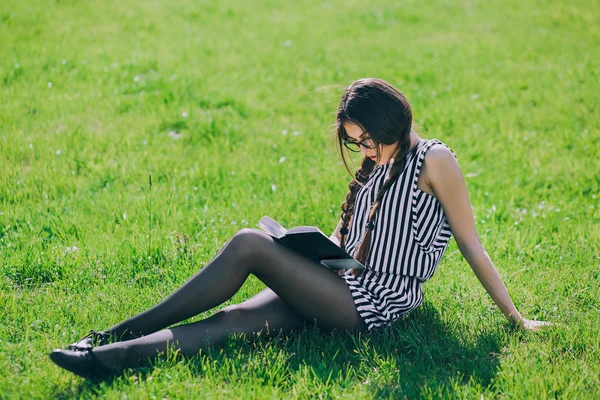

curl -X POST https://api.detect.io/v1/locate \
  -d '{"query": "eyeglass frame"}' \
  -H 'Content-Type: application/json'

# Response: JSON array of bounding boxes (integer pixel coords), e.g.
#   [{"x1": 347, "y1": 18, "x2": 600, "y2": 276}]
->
[{"x1": 342, "y1": 137, "x2": 378, "y2": 153}]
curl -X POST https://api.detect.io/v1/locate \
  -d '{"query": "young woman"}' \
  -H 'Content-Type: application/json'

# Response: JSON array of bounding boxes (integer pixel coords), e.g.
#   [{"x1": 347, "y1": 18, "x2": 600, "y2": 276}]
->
[{"x1": 50, "y1": 78, "x2": 549, "y2": 378}]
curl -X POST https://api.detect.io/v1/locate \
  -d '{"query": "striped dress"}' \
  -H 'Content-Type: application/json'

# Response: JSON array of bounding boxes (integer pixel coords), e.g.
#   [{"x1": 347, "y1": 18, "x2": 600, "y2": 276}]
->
[{"x1": 341, "y1": 139, "x2": 454, "y2": 332}]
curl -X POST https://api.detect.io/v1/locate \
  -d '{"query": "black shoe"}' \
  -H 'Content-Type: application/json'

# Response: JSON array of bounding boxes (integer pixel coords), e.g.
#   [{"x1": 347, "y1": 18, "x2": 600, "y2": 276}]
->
[
  {"x1": 67, "y1": 330, "x2": 112, "y2": 352},
  {"x1": 49, "y1": 349, "x2": 117, "y2": 379}
]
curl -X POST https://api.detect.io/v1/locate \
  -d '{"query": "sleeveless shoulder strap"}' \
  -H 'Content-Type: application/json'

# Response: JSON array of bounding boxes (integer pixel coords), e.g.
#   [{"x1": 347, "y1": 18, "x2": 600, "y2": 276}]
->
[{"x1": 411, "y1": 139, "x2": 456, "y2": 192}]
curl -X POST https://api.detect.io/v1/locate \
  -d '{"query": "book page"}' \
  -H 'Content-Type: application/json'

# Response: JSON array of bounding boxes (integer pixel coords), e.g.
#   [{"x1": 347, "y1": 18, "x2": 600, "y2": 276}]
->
[
  {"x1": 286, "y1": 226, "x2": 323, "y2": 235},
  {"x1": 258, "y1": 216, "x2": 287, "y2": 238}
]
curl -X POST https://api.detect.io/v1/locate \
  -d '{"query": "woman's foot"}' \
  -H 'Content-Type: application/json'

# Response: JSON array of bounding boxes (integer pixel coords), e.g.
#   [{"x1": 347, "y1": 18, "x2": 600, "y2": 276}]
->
[
  {"x1": 49, "y1": 349, "x2": 119, "y2": 379},
  {"x1": 67, "y1": 330, "x2": 112, "y2": 352}
]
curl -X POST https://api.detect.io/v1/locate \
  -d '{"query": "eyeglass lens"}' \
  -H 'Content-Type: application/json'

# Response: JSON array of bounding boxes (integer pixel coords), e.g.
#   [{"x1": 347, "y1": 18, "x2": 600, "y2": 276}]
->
[{"x1": 344, "y1": 138, "x2": 375, "y2": 152}]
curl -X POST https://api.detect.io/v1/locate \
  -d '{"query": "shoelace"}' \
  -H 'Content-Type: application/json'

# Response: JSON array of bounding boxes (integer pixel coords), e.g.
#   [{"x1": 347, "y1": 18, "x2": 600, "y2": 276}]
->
[{"x1": 78, "y1": 330, "x2": 110, "y2": 345}]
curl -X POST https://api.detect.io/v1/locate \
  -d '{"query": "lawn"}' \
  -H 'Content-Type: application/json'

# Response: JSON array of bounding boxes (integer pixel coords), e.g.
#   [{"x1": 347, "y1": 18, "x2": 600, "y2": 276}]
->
[{"x1": 1, "y1": 0, "x2": 598, "y2": 398}]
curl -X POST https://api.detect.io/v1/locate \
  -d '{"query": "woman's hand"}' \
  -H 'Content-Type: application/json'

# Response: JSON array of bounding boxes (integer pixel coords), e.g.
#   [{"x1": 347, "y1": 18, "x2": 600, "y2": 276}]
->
[
  {"x1": 336, "y1": 269, "x2": 357, "y2": 277},
  {"x1": 517, "y1": 317, "x2": 551, "y2": 332}
]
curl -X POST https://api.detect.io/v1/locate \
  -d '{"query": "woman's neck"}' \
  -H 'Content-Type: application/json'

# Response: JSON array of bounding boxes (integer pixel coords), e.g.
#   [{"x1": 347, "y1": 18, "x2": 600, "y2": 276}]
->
[
  {"x1": 389, "y1": 131, "x2": 421, "y2": 162},
  {"x1": 409, "y1": 130, "x2": 421, "y2": 149}
]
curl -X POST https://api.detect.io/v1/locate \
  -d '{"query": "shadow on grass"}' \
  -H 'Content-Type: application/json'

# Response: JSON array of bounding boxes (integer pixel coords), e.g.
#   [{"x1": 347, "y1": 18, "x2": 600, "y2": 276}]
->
[
  {"x1": 51, "y1": 301, "x2": 504, "y2": 398},
  {"x1": 362, "y1": 302, "x2": 504, "y2": 397}
]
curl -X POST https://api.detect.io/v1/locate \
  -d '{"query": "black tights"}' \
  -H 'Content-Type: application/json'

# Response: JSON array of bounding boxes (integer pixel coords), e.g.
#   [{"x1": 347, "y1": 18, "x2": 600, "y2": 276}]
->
[{"x1": 92, "y1": 229, "x2": 366, "y2": 369}]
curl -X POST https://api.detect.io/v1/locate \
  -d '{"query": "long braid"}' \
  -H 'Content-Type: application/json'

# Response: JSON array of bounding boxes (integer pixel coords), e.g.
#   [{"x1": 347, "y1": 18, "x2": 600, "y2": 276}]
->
[
  {"x1": 339, "y1": 156, "x2": 376, "y2": 250},
  {"x1": 353, "y1": 135, "x2": 414, "y2": 272}
]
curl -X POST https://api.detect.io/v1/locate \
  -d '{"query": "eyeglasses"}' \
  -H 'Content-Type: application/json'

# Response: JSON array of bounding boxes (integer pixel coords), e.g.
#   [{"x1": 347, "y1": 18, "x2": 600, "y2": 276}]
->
[{"x1": 343, "y1": 138, "x2": 377, "y2": 153}]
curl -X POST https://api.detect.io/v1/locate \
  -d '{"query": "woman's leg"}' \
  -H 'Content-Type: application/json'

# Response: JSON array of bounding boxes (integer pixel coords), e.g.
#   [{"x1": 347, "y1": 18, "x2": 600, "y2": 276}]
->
[
  {"x1": 93, "y1": 288, "x2": 306, "y2": 369},
  {"x1": 103, "y1": 236, "x2": 240, "y2": 340},
  {"x1": 104, "y1": 228, "x2": 366, "y2": 340}
]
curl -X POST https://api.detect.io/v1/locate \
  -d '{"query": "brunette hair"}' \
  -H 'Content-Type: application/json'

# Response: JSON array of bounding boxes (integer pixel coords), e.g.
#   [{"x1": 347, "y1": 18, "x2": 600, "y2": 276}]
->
[{"x1": 336, "y1": 78, "x2": 414, "y2": 269}]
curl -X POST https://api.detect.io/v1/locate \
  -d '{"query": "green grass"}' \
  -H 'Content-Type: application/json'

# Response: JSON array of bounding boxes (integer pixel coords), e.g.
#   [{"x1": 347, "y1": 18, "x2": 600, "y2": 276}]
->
[{"x1": 1, "y1": 0, "x2": 599, "y2": 398}]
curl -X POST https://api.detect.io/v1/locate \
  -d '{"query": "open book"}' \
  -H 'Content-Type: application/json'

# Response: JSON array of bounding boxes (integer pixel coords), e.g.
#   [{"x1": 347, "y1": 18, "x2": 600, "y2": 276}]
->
[{"x1": 257, "y1": 216, "x2": 366, "y2": 271}]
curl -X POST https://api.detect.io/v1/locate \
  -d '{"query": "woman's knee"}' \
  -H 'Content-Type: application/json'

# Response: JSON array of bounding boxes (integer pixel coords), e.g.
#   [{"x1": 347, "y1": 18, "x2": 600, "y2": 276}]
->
[
  {"x1": 216, "y1": 304, "x2": 265, "y2": 334},
  {"x1": 226, "y1": 228, "x2": 271, "y2": 262}
]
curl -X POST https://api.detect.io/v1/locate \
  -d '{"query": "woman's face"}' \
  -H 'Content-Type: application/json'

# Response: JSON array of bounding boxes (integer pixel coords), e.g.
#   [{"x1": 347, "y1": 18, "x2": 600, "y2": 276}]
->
[{"x1": 343, "y1": 122, "x2": 398, "y2": 165}]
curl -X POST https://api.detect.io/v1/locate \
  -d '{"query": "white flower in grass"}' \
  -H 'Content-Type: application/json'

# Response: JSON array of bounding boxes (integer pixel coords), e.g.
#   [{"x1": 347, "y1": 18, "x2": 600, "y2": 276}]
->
[
  {"x1": 48, "y1": 82, "x2": 53, "y2": 88},
  {"x1": 134, "y1": 76, "x2": 140, "y2": 82},
  {"x1": 168, "y1": 130, "x2": 182, "y2": 140},
  {"x1": 62, "y1": 59, "x2": 67, "y2": 65},
  {"x1": 55, "y1": 150, "x2": 61, "y2": 155},
  {"x1": 285, "y1": 40, "x2": 292, "y2": 46},
  {"x1": 279, "y1": 156, "x2": 286, "y2": 163},
  {"x1": 271, "y1": 184, "x2": 276, "y2": 192},
  {"x1": 182, "y1": 111, "x2": 188, "y2": 118}
]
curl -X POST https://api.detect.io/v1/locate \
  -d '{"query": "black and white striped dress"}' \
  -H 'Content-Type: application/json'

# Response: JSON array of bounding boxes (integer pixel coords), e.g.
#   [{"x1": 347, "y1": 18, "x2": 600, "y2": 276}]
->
[{"x1": 341, "y1": 139, "x2": 454, "y2": 332}]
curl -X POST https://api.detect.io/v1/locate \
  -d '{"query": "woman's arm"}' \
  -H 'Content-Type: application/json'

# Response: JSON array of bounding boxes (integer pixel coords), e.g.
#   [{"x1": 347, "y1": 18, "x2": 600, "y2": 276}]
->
[{"x1": 423, "y1": 144, "x2": 550, "y2": 331}]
